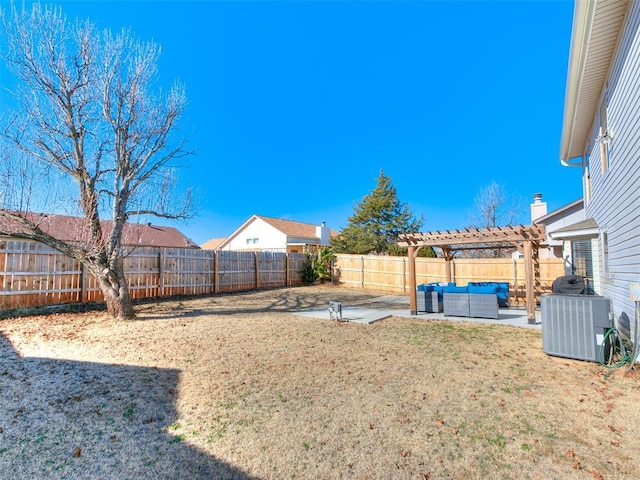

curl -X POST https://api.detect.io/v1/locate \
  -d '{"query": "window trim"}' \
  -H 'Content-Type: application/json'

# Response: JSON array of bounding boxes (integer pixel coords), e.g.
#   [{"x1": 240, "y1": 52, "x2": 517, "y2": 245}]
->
[
  {"x1": 598, "y1": 99, "x2": 610, "y2": 174},
  {"x1": 601, "y1": 230, "x2": 610, "y2": 277},
  {"x1": 584, "y1": 153, "x2": 591, "y2": 204}
]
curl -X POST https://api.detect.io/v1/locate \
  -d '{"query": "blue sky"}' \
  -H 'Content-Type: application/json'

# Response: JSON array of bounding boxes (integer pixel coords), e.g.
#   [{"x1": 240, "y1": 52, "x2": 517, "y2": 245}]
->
[{"x1": 1, "y1": 0, "x2": 582, "y2": 244}]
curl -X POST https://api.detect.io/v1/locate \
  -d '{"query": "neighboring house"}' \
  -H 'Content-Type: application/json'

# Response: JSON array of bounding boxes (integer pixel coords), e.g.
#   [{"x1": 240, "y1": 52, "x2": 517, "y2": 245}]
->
[
  {"x1": 559, "y1": 0, "x2": 640, "y2": 332},
  {"x1": 511, "y1": 194, "x2": 583, "y2": 261},
  {"x1": 532, "y1": 195, "x2": 586, "y2": 262},
  {"x1": 214, "y1": 215, "x2": 334, "y2": 253},
  {"x1": 0, "y1": 211, "x2": 199, "y2": 248}
]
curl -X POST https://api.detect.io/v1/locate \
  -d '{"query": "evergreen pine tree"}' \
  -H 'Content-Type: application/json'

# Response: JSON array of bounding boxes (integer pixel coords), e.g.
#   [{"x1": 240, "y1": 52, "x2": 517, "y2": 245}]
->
[{"x1": 332, "y1": 170, "x2": 424, "y2": 256}]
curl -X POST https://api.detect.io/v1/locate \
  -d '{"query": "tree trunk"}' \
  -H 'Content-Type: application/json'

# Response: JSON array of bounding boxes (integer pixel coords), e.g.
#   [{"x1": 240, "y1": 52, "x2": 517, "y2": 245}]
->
[
  {"x1": 93, "y1": 260, "x2": 136, "y2": 320},
  {"x1": 102, "y1": 283, "x2": 135, "y2": 320}
]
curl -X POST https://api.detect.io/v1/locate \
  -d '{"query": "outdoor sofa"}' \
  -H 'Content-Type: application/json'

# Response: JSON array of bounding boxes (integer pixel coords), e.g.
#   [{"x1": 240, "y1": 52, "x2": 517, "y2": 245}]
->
[
  {"x1": 442, "y1": 284, "x2": 500, "y2": 319},
  {"x1": 417, "y1": 282, "x2": 507, "y2": 318},
  {"x1": 468, "y1": 281, "x2": 510, "y2": 307}
]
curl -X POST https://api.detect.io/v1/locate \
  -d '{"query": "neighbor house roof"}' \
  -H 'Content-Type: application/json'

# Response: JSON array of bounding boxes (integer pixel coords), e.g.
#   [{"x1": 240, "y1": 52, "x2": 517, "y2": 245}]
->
[
  {"x1": 560, "y1": 0, "x2": 630, "y2": 161},
  {"x1": 257, "y1": 216, "x2": 322, "y2": 239},
  {"x1": 200, "y1": 237, "x2": 226, "y2": 250},
  {"x1": 0, "y1": 211, "x2": 199, "y2": 248},
  {"x1": 533, "y1": 199, "x2": 583, "y2": 225}
]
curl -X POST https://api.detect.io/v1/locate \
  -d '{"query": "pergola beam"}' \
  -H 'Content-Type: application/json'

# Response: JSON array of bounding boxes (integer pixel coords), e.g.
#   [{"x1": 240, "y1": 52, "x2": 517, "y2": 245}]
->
[
  {"x1": 434, "y1": 244, "x2": 518, "y2": 251},
  {"x1": 398, "y1": 224, "x2": 546, "y2": 247}
]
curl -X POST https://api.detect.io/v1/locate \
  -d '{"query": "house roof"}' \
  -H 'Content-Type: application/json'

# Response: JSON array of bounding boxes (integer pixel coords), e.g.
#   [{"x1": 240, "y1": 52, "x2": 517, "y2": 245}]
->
[
  {"x1": 257, "y1": 216, "x2": 321, "y2": 239},
  {"x1": 534, "y1": 198, "x2": 583, "y2": 224},
  {"x1": 0, "y1": 211, "x2": 199, "y2": 248},
  {"x1": 560, "y1": 0, "x2": 630, "y2": 161},
  {"x1": 548, "y1": 218, "x2": 600, "y2": 240},
  {"x1": 200, "y1": 237, "x2": 226, "y2": 250}
]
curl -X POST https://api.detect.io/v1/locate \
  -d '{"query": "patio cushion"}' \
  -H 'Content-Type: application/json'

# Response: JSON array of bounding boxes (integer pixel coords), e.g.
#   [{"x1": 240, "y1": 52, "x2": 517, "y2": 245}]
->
[
  {"x1": 443, "y1": 285, "x2": 468, "y2": 294},
  {"x1": 468, "y1": 285, "x2": 498, "y2": 295}
]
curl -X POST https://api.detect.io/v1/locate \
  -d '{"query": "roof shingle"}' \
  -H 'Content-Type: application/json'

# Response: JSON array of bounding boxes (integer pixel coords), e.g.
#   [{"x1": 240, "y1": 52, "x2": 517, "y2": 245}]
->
[{"x1": 0, "y1": 211, "x2": 199, "y2": 248}]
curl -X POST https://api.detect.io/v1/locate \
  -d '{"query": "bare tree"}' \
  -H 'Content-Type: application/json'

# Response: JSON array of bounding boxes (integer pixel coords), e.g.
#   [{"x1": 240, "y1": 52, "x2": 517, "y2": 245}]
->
[
  {"x1": 466, "y1": 181, "x2": 522, "y2": 258},
  {"x1": 0, "y1": 2, "x2": 193, "y2": 319}
]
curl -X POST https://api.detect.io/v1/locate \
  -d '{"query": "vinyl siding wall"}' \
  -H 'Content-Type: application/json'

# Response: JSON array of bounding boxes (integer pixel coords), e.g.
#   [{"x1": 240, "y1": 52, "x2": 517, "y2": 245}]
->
[{"x1": 584, "y1": 0, "x2": 640, "y2": 328}]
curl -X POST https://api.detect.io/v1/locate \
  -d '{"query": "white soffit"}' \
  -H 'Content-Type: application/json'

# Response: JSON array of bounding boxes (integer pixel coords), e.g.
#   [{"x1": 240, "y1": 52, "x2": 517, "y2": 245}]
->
[{"x1": 560, "y1": 0, "x2": 629, "y2": 161}]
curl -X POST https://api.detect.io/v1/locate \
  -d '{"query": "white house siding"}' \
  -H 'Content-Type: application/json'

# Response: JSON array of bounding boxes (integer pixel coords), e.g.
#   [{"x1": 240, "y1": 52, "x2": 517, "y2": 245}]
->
[
  {"x1": 584, "y1": 0, "x2": 640, "y2": 333},
  {"x1": 223, "y1": 218, "x2": 288, "y2": 252}
]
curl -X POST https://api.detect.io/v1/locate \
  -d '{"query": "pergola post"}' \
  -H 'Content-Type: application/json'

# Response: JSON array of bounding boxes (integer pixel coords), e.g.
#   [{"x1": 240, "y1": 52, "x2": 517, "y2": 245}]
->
[
  {"x1": 523, "y1": 240, "x2": 536, "y2": 324},
  {"x1": 442, "y1": 247, "x2": 453, "y2": 283},
  {"x1": 408, "y1": 245, "x2": 418, "y2": 314}
]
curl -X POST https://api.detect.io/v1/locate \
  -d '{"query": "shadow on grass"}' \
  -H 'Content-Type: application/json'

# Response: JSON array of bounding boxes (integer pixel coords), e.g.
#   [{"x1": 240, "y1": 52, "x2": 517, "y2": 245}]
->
[
  {"x1": 137, "y1": 286, "x2": 389, "y2": 321},
  {"x1": 1, "y1": 286, "x2": 389, "y2": 323},
  {"x1": 0, "y1": 334, "x2": 257, "y2": 480}
]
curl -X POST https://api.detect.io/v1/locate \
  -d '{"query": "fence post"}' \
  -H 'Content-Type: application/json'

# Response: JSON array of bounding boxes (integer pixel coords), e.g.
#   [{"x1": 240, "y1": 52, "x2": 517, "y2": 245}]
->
[
  {"x1": 212, "y1": 251, "x2": 217, "y2": 294},
  {"x1": 330, "y1": 256, "x2": 334, "y2": 283},
  {"x1": 214, "y1": 251, "x2": 220, "y2": 293},
  {"x1": 451, "y1": 259, "x2": 456, "y2": 284},
  {"x1": 158, "y1": 250, "x2": 164, "y2": 297},
  {"x1": 285, "y1": 253, "x2": 290, "y2": 286},
  {"x1": 255, "y1": 251, "x2": 260, "y2": 289},
  {"x1": 360, "y1": 256, "x2": 365, "y2": 288},
  {"x1": 80, "y1": 262, "x2": 88, "y2": 303},
  {"x1": 513, "y1": 258, "x2": 518, "y2": 304},
  {"x1": 402, "y1": 257, "x2": 407, "y2": 292}
]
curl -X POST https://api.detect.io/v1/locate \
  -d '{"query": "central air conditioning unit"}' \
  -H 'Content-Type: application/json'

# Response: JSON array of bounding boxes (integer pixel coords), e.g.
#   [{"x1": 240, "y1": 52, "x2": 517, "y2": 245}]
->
[{"x1": 541, "y1": 294, "x2": 612, "y2": 362}]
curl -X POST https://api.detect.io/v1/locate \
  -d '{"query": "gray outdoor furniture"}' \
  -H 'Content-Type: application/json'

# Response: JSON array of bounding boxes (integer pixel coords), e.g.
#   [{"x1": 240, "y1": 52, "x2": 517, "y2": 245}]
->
[
  {"x1": 443, "y1": 291, "x2": 499, "y2": 319},
  {"x1": 417, "y1": 290, "x2": 442, "y2": 313},
  {"x1": 469, "y1": 293, "x2": 499, "y2": 319},
  {"x1": 443, "y1": 292, "x2": 470, "y2": 317}
]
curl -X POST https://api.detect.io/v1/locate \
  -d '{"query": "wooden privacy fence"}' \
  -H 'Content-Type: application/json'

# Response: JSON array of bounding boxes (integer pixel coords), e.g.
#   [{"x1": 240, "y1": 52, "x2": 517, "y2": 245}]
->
[
  {"x1": 0, "y1": 238, "x2": 308, "y2": 310},
  {"x1": 333, "y1": 254, "x2": 565, "y2": 304}
]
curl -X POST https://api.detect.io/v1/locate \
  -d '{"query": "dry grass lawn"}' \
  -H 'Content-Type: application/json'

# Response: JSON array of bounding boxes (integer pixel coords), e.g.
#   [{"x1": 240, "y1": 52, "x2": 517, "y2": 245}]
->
[{"x1": 1, "y1": 285, "x2": 639, "y2": 480}]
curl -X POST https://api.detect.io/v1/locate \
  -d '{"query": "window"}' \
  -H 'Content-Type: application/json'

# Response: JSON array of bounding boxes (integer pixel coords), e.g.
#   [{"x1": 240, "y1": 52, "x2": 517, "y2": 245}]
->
[
  {"x1": 571, "y1": 239, "x2": 593, "y2": 292},
  {"x1": 245, "y1": 238, "x2": 252, "y2": 245},
  {"x1": 252, "y1": 238, "x2": 259, "y2": 244}
]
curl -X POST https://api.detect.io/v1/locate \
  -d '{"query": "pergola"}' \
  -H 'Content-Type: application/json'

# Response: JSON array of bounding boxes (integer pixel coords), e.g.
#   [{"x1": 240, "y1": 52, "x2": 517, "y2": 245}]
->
[{"x1": 398, "y1": 224, "x2": 546, "y2": 323}]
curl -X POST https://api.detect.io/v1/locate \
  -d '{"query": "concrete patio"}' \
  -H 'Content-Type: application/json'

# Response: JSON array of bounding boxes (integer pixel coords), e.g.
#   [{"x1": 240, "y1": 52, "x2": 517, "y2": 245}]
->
[{"x1": 296, "y1": 295, "x2": 541, "y2": 328}]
